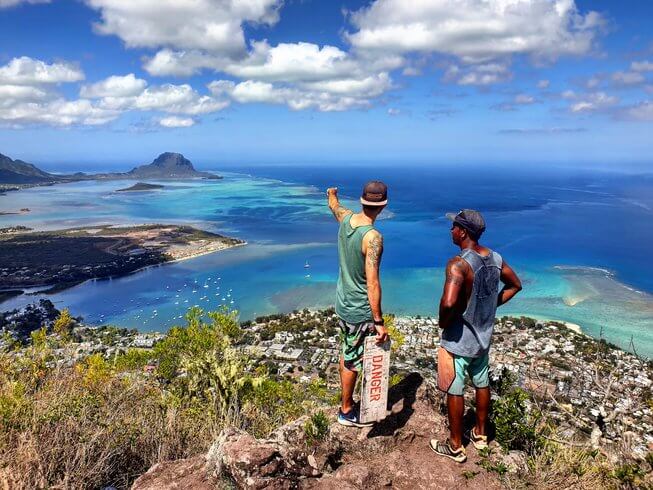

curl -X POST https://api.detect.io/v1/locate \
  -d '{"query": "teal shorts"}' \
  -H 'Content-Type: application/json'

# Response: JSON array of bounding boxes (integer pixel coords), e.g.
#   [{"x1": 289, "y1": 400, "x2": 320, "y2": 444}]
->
[
  {"x1": 338, "y1": 318, "x2": 375, "y2": 372},
  {"x1": 439, "y1": 349, "x2": 490, "y2": 396}
]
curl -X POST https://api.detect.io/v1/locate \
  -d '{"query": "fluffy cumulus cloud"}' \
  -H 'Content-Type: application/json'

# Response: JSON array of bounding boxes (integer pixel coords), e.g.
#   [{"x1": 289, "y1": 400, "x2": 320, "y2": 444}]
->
[
  {"x1": 347, "y1": 0, "x2": 604, "y2": 62},
  {"x1": 347, "y1": 0, "x2": 604, "y2": 88},
  {"x1": 0, "y1": 56, "x2": 84, "y2": 85},
  {"x1": 209, "y1": 74, "x2": 394, "y2": 112},
  {"x1": 0, "y1": 58, "x2": 229, "y2": 128},
  {"x1": 85, "y1": 0, "x2": 282, "y2": 55},
  {"x1": 80, "y1": 73, "x2": 147, "y2": 98},
  {"x1": 0, "y1": 57, "x2": 113, "y2": 127}
]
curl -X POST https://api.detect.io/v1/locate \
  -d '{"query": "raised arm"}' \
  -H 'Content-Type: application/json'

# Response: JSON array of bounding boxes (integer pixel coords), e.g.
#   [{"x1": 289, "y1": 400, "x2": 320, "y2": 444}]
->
[
  {"x1": 326, "y1": 187, "x2": 353, "y2": 223},
  {"x1": 363, "y1": 230, "x2": 388, "y2": 343},
  {"x1": 497, "y1": 260, "x2": 522, "y2": 306},
  {"x1": 439, "y1": 257, "x2": 467, "y2": 329}
]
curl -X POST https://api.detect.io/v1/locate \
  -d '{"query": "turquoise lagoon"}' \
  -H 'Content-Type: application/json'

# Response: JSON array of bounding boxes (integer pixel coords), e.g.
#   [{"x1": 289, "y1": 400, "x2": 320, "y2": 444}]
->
[{"x1": 1, "y1": 166, "x2": 652, "y2": 357}]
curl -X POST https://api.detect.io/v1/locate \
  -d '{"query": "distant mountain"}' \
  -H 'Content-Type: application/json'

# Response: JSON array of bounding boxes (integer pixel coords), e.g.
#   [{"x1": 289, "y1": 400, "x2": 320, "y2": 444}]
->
[
  {"x1": 126, "y1": 152, "x2": 220, "y2": 179},
  {"x1": 0, "y1": 153, "x2": 58, "y2": 184},
  {"x1": 0, "y1": 152, "x2": 221, "y2": 186}
]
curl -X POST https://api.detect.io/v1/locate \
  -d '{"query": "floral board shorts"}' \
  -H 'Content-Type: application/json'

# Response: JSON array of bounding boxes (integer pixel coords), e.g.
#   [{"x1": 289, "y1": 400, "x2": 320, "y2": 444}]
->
[
  {"x1": 338, "y1": 318, "x2": 376, "y2": 371},
  {"x1": 437, "y1": 346, "x2": 490, "y2": 396}
]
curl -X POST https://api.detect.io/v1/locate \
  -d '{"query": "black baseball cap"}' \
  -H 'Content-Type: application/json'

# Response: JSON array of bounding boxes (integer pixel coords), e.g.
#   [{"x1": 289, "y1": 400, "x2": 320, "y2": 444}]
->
[
  {"x1": 360, "y1": 181, "x2": 388, "y2": 206},
  {"x1": 446, "y1": 209, "x2": 486, "y2": 238}
]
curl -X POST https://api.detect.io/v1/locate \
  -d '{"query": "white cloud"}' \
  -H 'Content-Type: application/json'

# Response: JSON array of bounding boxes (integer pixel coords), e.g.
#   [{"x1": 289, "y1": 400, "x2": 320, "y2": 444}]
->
[
  {"x1": 445, "y1": 63, "x2": 511, "y2": 86},
  {"x1": 159, "y1": 116, "x2": 195, "y2": 128},
  {"x1": 347, "y1": 0, "x2": 604, "y2": 62},
  {"x1": 0, "y1": 0, "x2": 49, "y2": 7},
  {"x1": 0, "y1": 57, "x2": 84, "y2": 85},
  {"x1": 387, "y1": 107, "x2": 401, "y2": 115},
  {"x1": 631, "y1": 60, "x2": 653, "y2": 72},
  {"x1": 569, "y1": 92, "x2": 618, "y2": 113},
  {"x1": 0, "y1": 98, "x2": 119, "y2": 127},
  {"x1": 96, "y1": 83, "x2": 230, "y2": 115},
  {"x1": 85, "y1": 0, "x2": 282, "y2": 56},
  {"x1": 537, "y1": 79, "x2": 550, "y2": 89},
  {"x1": 80, "y1": 73, "x2": 147, "y2": 98},
  {"x1": 209, "y1": 79, "x2": 378, "y2": 112},
  {"x1": 586, "y1": 76, "x2": 601, "y2": 89},
  {"x1": 0, "y1": 56, "x2": 229, "y2": 128},
  {"x1": 612, "y1": 71, "x2": 645, "y2": 85},
  {"x1": 515, "y1": 94, "x2": 535, "y2": 104},
  {"x1": 0, "y1": 84, "x2": 51, "y2": 101},
  {"x1": 620, "y1": 101, "x2": 653, "y2": 121}
]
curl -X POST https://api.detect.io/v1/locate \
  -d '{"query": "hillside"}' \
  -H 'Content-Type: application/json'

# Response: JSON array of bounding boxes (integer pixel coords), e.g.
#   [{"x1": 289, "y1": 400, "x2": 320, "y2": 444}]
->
[
  {"x1": 0, "y1": 308, "x2": 651, "y2": 488},
  {"x1": 0, "y1": 153, "x2": 58, "y2": 184}
]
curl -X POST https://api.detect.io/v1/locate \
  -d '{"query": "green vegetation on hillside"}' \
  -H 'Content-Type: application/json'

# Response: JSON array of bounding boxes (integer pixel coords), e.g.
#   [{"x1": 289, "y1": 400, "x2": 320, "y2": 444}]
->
[{"x1": 0, "y1": 307, "x2": 333, "y2": 489}]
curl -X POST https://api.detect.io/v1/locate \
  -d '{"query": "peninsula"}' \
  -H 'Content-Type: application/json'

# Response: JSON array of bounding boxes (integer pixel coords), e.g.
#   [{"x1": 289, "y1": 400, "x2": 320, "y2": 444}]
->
[
  {"x1": 0, "y1": 224, "x2": 245, "y2": 298},
  {"x1": 0, "y1": 151, "x2": 221, "y2": 189}
]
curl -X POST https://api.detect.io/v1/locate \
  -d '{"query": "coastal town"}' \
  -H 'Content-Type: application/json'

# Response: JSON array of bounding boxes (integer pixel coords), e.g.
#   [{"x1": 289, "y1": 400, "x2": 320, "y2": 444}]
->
[{"x1": 2, "y1": 304, "x2": 650, "y2": 462}]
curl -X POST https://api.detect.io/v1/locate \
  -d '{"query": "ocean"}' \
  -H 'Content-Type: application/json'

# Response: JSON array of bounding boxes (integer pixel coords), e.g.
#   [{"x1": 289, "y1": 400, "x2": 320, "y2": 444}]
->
[{"x1": 1, "y1": 164, "x2": 652, "y2": 357}]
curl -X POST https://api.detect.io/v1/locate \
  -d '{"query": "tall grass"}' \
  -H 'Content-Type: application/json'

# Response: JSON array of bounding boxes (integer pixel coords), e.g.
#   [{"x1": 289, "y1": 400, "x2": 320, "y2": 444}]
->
[{"x1": 0, "y1": 307, "x2": 332, "y2": 489}]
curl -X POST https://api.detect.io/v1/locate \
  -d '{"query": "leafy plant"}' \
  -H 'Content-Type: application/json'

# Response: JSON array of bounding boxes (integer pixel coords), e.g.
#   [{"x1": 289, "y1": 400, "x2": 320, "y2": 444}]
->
[
  {"x1": 304, "y1": 410, "x2": 329, "y2": 444},
  {"x1": 491, "y1": 386, "x2": 542, "y2": 454}
]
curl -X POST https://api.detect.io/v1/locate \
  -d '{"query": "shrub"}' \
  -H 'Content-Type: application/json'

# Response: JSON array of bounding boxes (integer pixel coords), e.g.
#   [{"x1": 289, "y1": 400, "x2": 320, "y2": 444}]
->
[
  {"x1": 303, "y1": 410, "x2": 329, "y2": 444},
  {"x1": 491, "y1": 386, "x2": 542, "y2": 454}
]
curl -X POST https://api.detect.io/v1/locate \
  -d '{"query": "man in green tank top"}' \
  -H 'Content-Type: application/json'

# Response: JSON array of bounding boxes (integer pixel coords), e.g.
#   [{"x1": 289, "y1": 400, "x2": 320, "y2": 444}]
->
[{"x1": 327, "y1": 181, "x2": 390, "y2": 427}]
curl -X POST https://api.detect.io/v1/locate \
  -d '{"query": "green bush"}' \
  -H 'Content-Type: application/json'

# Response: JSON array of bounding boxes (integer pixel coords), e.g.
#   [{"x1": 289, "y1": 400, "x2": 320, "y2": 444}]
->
[
  {"x1": 303, "y1": 410, "x2": 329, "y2": 444},
  {"x1": 491, "y1": 386, "x2": 542, "y2": 454}
]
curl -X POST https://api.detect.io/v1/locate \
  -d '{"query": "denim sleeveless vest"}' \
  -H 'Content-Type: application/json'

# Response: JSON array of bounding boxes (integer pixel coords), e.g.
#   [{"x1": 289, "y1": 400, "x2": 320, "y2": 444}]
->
[{"x1": 441, "y1": 248, "x2": 503, "y2": 358}]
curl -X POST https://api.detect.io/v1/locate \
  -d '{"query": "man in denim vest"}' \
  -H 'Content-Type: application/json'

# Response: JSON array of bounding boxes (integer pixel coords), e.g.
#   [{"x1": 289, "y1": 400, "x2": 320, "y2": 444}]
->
[{"x1": 431, "y1": 209, "x2": 522, "y2": 463}]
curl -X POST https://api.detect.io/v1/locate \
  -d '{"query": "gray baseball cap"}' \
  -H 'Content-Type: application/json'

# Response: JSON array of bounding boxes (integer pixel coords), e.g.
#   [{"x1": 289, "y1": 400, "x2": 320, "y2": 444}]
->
[{"x1": 446, "y1": 209, "x2": 486, "y2": 237}]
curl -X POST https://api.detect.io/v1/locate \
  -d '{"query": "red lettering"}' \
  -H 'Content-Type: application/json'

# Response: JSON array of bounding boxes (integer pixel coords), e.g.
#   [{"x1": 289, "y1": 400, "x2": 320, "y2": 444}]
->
[{"x1": 371, "y1": 394, "x2": 381, "y2": 401}]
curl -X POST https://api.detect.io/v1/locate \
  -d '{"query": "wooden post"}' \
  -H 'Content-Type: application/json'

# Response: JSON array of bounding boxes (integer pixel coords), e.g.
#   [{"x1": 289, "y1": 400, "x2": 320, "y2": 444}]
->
[{"x1": 359, "y1": 336, "x2": 391, "y2": 423}]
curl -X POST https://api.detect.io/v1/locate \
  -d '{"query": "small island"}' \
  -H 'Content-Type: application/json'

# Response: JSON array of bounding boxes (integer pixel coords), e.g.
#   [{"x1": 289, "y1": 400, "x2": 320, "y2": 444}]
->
[
  {"x1": 116, "y1": 183, "x2": 165, "y2": 192},
  {"x1": 0, "y1": 224, "x2": 245, "y2": 298}
]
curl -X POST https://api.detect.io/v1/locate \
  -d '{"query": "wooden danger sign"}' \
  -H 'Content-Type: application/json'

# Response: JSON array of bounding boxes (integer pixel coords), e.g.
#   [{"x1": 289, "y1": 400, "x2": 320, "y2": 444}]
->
[{"x1": 360, "y1": 337, "x2": 391, "y2": 424}]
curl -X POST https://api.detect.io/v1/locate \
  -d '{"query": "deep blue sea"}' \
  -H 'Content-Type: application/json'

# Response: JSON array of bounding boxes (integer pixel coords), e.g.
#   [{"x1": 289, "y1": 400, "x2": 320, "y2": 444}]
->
[{"x1": 1, "y1": 164, "x2": 652, "y2": 356}]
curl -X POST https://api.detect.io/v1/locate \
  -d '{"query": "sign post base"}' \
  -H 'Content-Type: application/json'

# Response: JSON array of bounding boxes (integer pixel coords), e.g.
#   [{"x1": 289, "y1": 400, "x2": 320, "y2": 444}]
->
[{"x1": 360, "y1": 336, "x2": 391, "y2": 424}]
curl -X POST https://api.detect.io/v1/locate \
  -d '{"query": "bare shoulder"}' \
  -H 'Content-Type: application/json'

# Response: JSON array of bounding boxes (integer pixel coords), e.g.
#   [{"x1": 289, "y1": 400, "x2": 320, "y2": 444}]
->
[
  {"x1": 363, "y1": 228, "x2": 383, "y2": 244},
  {"x1": 446, "y1": 256, "x2": 469, "y2": 274},
  {"x1": 332, "y1": 205, "x2": 353, "y2": 222}
]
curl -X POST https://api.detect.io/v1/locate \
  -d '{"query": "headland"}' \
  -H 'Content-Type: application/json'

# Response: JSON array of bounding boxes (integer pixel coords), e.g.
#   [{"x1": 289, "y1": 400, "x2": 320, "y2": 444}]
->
[{"x1": 0, "y1": 224, "x2": 245, "y2": 299}]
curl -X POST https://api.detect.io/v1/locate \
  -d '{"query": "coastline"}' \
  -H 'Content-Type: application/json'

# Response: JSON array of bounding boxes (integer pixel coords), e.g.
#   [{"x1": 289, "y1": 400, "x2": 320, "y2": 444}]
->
[{"x1": 0, "y1": 224, "x2": 246, "y2": 302}]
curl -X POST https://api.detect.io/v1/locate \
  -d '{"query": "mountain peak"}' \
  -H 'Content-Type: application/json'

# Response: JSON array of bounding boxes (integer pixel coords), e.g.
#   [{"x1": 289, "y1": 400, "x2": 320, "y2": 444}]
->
[{"x1": 150, "y1": 152, "x2": 194, "y2": 170}]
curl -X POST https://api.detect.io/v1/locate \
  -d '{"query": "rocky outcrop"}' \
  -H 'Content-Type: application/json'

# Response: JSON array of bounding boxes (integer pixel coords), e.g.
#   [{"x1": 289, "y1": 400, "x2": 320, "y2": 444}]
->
[
  {"x1": 126, "y1": 152, "x2": 219, "y2": 179},
  {"x1": 132, "y1": 374, "x2": 504, "y2": 489}
]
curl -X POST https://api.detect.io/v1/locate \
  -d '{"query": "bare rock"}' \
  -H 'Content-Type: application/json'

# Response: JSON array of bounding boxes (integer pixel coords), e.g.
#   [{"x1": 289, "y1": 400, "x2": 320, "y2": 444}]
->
[{"x1": 131, "y1": 456, "x2": 216, "y2": 490}]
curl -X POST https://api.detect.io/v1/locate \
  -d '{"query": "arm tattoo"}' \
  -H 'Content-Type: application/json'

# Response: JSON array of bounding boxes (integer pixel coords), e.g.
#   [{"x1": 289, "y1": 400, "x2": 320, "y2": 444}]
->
[
  {"x1": 446, "y1": 271, "x2": 463, "y2": 286},
  {"x1": 366, "y1": 234, "x2": 383, "y2": 268},
  {"x1": 334, "y1": 205, "x2": 352, "y2": 221},
  {"x1": 446, "y1": 260, "x2": 464, "y2": 286}
]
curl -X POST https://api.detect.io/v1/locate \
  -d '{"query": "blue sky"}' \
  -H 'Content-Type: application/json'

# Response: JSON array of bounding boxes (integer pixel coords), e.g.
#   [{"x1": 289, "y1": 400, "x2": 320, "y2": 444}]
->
[{"x1": 0, "y1": 0, "x2": 652, "y2": 169}]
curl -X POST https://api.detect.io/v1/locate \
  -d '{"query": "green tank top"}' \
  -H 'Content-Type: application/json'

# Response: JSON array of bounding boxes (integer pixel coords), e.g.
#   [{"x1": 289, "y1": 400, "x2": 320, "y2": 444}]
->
[{"x1": 335, "y1": 214, "x2": 374, "y2": 323}]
